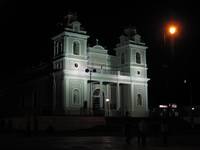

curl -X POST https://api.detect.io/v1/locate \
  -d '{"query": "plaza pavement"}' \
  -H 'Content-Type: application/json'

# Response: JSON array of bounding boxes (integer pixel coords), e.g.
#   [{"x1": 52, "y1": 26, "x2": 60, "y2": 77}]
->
[{"x1": 1, "y1": 133, "x2": 200, "y2": 150}]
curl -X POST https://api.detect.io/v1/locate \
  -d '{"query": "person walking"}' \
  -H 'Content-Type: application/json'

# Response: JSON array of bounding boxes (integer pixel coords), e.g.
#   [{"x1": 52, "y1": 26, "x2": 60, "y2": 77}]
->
[
  {"x1": 138, "y1": 119, "x2": 148, "y2": 146},
  {"x1": 160, "y1": 119, "x2": 169, "y2": 146},
  {"x1": 124, "y1": 111, "x2": 133, "y2": 144}
]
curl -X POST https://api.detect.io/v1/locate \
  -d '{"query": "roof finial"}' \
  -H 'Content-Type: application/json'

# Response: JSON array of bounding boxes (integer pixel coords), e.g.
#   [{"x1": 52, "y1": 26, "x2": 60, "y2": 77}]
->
[
  {"x1": 62, "y1": 11, "x2": 78, "y2": 27},
  {"x1": 96, "y1": 39, "x2": 99, "y2": 45}
]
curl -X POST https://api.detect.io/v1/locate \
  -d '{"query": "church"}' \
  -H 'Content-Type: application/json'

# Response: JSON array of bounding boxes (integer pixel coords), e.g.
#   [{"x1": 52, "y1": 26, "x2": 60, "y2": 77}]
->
[
  {"x1": 51, "y1": 14, "x2": 149, "y2": 117},
  {"x1": 1, "y1": 13, "x2": 149, "y2": 119}
]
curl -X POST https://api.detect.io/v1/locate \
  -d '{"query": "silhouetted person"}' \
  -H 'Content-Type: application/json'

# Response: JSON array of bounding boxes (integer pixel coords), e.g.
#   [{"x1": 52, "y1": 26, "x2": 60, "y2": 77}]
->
[
  {"x1": 138, "y1": 119, "x2": 148, "y2": 146},
  {"x1": 83, "y1": 101, "x2": 87, "y2": 115},
  {"x1": 124, "y1": 111, "x2": 133, "y2": 144},
  {"x1": 160, "y1": 120, "x2": 168, "y2": 146}
]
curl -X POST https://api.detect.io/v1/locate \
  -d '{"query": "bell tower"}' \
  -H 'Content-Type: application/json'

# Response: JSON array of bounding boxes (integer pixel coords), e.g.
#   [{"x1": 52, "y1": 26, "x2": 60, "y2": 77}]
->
[
  {"x1": 115, "y1": 27, "x2": 149, "y2": 116},
  {"x1": 52, "y1": 13, "x2": 89, "y2": 114},
  {"x1": 52, "y1": 13, "x2": 89, "y2": 71}
]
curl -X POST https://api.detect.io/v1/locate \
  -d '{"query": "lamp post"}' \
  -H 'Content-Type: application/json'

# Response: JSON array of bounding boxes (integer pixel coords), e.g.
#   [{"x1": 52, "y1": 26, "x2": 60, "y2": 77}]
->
[
  {"x1": 163, "y1": 23, "x2": 178, "y2": 61},
  {"x1": 169, "y1": 25, "x2": 176, "y2": 50},
  {"x1": 163, "y1": 23, "x2": 179, "y2": 101},
  {"x1": 184, "y1": 79, "x2": 194, "y2": 127},
  {"x1": 168, "y1": 24, "x2": 177, "y2": 64},
  {"x1": 184, "y1": 80, "x2": 193, "y2": 108},
  {"x1": 162, "y1": 23, "x2": 178, "y2": 102},
  {"x1": 85, "y1": 68, "x2": 96, "y2": 115},
  {"x1": 163, "y1": 24, "x2": 177, "y2": 47},
  {"x1": 106, "y1": 98, "x2": 110, "y2": 116}
]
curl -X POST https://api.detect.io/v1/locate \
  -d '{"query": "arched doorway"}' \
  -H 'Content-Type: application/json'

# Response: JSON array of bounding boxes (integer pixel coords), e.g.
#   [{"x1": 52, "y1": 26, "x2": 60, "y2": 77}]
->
[
  {"x1": 93, "y1": 89, "x2": 100, "y2": 111},
  {"x1": 92, "y1": 89, "x2": 104, "y2": 115}
]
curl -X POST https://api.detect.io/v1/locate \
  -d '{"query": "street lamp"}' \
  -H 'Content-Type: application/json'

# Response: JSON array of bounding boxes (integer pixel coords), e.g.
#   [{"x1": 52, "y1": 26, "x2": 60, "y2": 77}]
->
[
  {"x1": 169, "y1": 26, "x2": 177, "y2": 35},
  {"x1": 106, "y1": 98, "x2": 110, "y2": 116},
  {"x1": 85, "y1": 68, "x2": 96, "y2": 115},
  {"x1": 163, "y1": 24, "x2": 177, "y2": 46},
  {"x1": 162, "y1": 23, "x2": 178, "y2": 65},
  {"x1": 168, "y1": 24, "x2": 178, "y2": 60},
  {"x1": 162, "y1": 22, "x2": 179, "y2": 105}
]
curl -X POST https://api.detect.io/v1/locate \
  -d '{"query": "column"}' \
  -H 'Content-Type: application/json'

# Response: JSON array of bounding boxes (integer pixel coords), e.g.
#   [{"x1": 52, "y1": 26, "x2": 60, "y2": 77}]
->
[
  {"x1": 131, "y1": 83, "x2": 134, "y2": 113},
  {"x1": 116, "y1": 83, "x2": 120, "y2": 110},
  {"x1": 116, "y1": 71, "x2": 121, "y2": 111},
  {"x1": 100, "y1": 81, "x2": 103, "y2": 108},
  {"x1": 145, "y1": 84, "x2": 148, "y2": 112},
  {"x1": 90, "y1": 79, "x2": 92, "y2": 110},
  {"x1": 83, "y1": 79, "x2": 88, "y2": 105},
  {"x1": 61, "y1": 77, "x2": 66, "y2": 112},
  {"x1": 106, "y1": 84, "x2": 110, "y2": 116},
  {"x1": 63, "y1": 36, "x2": 67, "y2": 55},
  {"x1": 52, "y1": 73, "x2": 56, "y2": 113},
  {"x1": 65, "y1": 77, "x2": 69, "y2": 108},
  {"x1": 106, "y1": 84, "x2": 110, "y2": 100}
]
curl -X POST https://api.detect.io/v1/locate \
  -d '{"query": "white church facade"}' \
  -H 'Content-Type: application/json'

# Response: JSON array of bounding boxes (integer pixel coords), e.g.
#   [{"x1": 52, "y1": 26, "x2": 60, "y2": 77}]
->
[
  {"x1": 51, "y1": 16, "x2": 150, "y2": 117},
  {"x1": 0, "y1": 14, "x2": 149, "y2": 118}
]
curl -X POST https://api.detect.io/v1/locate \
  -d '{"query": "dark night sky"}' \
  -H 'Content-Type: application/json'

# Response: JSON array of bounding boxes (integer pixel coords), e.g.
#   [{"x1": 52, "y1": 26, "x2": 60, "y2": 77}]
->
[{"x1": 0, "y1": 1, "x2": 200, "y2": 106}]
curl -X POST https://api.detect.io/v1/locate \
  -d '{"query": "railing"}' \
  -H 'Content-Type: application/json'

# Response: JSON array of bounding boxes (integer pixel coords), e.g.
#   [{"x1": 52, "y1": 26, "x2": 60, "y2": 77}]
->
[
  {"x1": 95, "y1": 69, "x2": 130, "y2": 76},
  {"x1": 101, "y1": 69, "x2": 118, "y2": 75},
  {"x1": 63, "y1": 68, "x2": 130, "y2": 77},
  {"x1": 119, "y1": 72, "x2": 130, "y2": 76}
]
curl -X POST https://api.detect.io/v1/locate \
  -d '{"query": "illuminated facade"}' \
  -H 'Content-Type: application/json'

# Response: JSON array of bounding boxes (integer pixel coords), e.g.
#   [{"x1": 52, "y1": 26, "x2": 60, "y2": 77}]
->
[{"x1": 52, "y1": 16, "x2": 149, "y2": 117}]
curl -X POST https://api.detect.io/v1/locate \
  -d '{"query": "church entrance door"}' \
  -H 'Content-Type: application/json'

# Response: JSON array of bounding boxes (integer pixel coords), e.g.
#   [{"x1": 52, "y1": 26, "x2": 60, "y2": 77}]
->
[
  {"x1": 92, "y1": 89, "x2": 103, "y2": 116},
  {"x1": 93, "y1": 97, "x2": 100, "y2": 111}
]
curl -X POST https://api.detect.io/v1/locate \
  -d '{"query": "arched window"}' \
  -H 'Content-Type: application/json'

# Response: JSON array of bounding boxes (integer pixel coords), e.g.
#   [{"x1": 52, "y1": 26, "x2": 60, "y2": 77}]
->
[
  {"x1": 73, "y1": 89, "x2": 80, "y2": 104},
  {"x1": 137, "y1": 94, "x2": 142, "y2": 106},
  {"x1": 136, "y1": 52, "x2": 141, "y2": 64},
  {"x1": 121, "y1": 53, "x2": 125, "y2": 64},
  {"x1": 73, "y1": 41, "x2": 80, "y2": 55},
  {"x1": 93, "y1": 89, "x2": 100, "y2": 97}
]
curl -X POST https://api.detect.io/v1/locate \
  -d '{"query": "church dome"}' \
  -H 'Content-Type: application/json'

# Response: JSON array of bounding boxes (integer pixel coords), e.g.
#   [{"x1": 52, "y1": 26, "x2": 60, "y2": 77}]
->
[{"x1": 93, "y1": 45, "x2": 105, "y2": 50}]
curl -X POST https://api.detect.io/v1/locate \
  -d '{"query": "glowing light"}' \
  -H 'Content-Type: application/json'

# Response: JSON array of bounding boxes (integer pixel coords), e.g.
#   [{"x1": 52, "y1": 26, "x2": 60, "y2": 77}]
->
[
  {"x1": 106, "y1": 98, "x2": 110, "y2": 102},
  {"x1": 159, "y1": 105, "x2": 168, "y2": 108},
  {"x1": 169, "y1": 26, "x2": 176, "y2": 34},
  {"x1": 171, "y1": 104, "x2": 177, "y2": 108},
  {"x1": 184, "y1": 80, "x2": 187, "y2": 84}
]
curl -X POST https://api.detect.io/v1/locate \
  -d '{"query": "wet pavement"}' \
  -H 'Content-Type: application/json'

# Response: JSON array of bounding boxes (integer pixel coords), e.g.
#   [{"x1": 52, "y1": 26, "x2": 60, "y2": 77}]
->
[{"x1": 1, "y1": 134, "x2": 200, "y2": 150}]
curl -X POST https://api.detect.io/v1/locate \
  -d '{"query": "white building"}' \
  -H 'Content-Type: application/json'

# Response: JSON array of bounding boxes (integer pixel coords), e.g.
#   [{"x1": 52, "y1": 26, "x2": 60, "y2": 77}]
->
[
  {"x1": 51, "y1": 15, "x2": 150, "y2": 117},
  {"x1": 0, "y1": 14, "x2": 149, "y2": 119}
]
